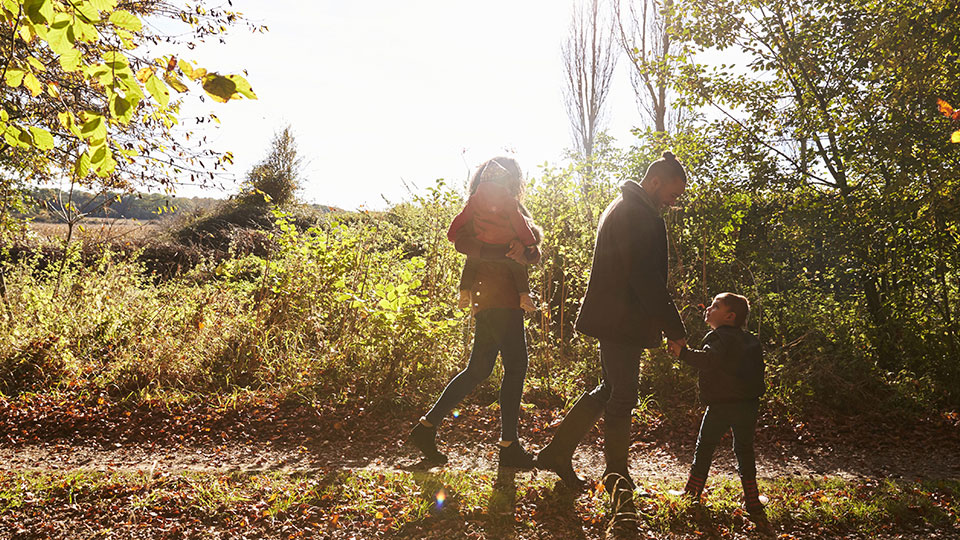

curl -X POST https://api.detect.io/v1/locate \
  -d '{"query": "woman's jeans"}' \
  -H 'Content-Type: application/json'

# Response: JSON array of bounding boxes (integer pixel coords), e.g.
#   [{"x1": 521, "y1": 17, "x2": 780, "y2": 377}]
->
[{"x1": 424, "y1": 308, "x2": 528, "y2": 442}]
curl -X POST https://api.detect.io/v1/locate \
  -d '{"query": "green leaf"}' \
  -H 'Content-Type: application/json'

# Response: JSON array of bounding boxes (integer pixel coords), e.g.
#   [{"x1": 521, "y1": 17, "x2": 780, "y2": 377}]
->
[
  {"x1": 47, "y1": 14, "x2": 76, "y2": 55},
  {"x1": 202, "y1": 73, "x2": 258, "y2": 103},
  {"x1": 27, "y1": 56, "x2": 46, "y2": 72},
  {"x1": 24, "y1": 0, "x2": 52, "y2": 24},
  {"x1": 74, "y1": 0, "x2": 101, "y2": 22},
  {"x1": 163, "y1": 73, "x2": 189, "y2": 93},
  {"x1": 201, "y1": 74, "x2": 236, "y2": 103},
  {"x1": 29, "y1": 126, "x2": 54, "y2": 150},
  {"x1": 3, "y1": 127, "x2": 21, "y2": 148},
  {"x1": 89, "y1": 0, "x2": 117, "y2": 11},
  {"x1": 4, "y1": 68, "x2": 24, "y2": 88},
  {"x1": 227, "y1": 74, "x2": 257, "y2": 99},
  {"x1": 89, "y1": 144, "x2": 107, "y2": 166},
  {"x1": 74, "y1": 152, "x2": 91, "y2": 178},
  {"x1": 59, "y1": 48, "x2": 82, "y2": 72},
  {"x1": 80, "y1": 114, "x2": 107, "y2": 141},
  {"x1": 109, "y1": 10, "x2": 141, "y2": 32},
  {"x1": 145, "y1": 74, "x2": 170, "y2": 107},
  {"x1": 110, "y1": 94, "x2": 132, "y2": 123},
  {"x1": 57, "y1": 111, "x2": 82, "y2": 137},
  {"x1": 23, "y1": 72, "x2": 42, "y2": 96},
  {"x1": 73, "y1": 17, "x2": 98, "y2": 42}
]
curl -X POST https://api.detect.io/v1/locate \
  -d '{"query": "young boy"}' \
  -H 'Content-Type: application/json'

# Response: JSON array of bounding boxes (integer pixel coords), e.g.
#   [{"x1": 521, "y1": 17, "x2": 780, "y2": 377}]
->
[{"x1": 670, "y1": 292, "x2": 766, "y2": 515}]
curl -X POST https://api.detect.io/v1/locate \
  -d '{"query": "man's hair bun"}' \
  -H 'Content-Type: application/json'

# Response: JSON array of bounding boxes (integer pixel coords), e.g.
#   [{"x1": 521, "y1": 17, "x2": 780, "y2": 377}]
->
[{"x1": 662, "y1": 151, "x2": 676, "y2": 161}]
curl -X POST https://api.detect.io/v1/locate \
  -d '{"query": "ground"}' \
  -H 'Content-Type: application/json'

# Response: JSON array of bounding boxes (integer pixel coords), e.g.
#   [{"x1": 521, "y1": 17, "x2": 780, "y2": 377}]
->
[{"x1": 1, "y1": 393, "x2": 958, "y2": 539}]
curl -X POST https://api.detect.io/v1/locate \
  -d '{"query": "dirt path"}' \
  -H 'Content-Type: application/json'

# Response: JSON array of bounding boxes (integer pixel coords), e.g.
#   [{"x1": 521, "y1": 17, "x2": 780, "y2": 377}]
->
[{"x1": 2, "y1": 402, "x2": 958, "y2": 484}]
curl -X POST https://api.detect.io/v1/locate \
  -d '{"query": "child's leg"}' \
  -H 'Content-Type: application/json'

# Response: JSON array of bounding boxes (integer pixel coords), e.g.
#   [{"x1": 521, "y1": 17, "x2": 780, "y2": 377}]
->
[
  {"x1": 730, "y1": 400, "x2": 763, "y2": 512},
  {"x1": 687, "y1": 405, "x2": 730, "y2": 496},
  {"x1": 458, "y1": 258, "x2": 479, "y2": 308},
  {"x1": 506, "y1": 260, "x2": 530, "y2": 294},
  {"x1": 506, "y1": 260, "x2": 536, "y2": 312}
]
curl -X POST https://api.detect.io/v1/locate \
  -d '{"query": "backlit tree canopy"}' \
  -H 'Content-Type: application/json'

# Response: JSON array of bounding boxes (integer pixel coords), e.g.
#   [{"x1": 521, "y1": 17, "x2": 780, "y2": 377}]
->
[{"x1": 1, "y1": 0, "x2": 259, "y2": 190}]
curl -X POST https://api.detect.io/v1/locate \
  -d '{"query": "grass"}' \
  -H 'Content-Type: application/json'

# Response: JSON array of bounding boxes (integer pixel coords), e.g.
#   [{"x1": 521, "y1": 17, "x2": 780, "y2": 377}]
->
[{"x1": 1, "y1": 469, "x2": 956, "y2": 539}]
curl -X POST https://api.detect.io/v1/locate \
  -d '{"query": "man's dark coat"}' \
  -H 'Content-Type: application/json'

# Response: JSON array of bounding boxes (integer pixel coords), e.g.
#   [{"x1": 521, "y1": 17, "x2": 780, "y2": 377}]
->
[{"x1": 575, "y1": 180, "x2": 686, "y2": 347}]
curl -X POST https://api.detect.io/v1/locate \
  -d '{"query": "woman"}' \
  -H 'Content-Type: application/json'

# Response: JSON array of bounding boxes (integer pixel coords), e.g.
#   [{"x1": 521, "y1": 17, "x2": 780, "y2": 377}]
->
[{"x1": 408, "y1": 156, "x2": 541, "y2": 468}]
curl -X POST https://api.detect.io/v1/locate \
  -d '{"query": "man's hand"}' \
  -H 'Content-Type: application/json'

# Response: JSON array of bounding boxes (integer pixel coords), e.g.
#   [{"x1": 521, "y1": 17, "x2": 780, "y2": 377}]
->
[
  {"x1": 667, "y1": 338, "x2": 686, "y2": 357},
  {"x1": 506, "y1": 240, "x2": 527, "y2": 263}
]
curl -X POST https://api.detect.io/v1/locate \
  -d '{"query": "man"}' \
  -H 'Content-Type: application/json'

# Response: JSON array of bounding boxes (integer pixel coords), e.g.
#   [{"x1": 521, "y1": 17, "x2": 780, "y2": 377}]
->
[{"x1": 536, "y1": 151, "x2": 688, "y2": 532}]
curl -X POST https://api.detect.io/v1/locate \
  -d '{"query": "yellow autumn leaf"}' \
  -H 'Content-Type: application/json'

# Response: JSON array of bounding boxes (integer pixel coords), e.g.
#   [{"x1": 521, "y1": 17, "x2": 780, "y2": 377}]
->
[
  {"x1": 136, "y1": 67, "x2": 155, "y2": 83},
  {"x1": 952, "y1": 130, "x2": 960, "y2": 144}
]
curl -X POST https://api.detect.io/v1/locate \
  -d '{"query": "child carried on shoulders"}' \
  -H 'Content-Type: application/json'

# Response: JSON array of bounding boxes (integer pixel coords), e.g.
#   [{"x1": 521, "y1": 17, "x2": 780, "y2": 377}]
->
[{"x1": 447, "y1": 158, "x2": 538, "y2": 313}]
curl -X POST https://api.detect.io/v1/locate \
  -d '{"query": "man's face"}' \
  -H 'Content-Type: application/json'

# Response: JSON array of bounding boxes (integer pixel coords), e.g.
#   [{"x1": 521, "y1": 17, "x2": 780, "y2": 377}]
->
[{"x1": 651, "y1": 176, "x2": 686, "y2": 208}]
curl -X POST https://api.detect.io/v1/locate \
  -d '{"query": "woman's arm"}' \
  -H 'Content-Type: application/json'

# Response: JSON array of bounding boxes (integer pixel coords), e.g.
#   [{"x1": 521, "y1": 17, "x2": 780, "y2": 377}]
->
[{"x1": 454, "y1": 227, "x2": 540, "y2": 265}]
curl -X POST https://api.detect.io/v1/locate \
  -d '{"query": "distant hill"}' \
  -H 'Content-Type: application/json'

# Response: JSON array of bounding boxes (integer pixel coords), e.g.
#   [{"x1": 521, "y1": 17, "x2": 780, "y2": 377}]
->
[{"x1": 20, "y1": 188, "x2": 344, "y2": 222}]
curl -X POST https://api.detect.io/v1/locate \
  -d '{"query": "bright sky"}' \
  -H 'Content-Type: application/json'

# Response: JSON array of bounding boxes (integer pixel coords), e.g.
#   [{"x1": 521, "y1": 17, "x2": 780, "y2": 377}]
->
[{"x1": 173, "y1": 0, "x2": 645, "y2": 210}]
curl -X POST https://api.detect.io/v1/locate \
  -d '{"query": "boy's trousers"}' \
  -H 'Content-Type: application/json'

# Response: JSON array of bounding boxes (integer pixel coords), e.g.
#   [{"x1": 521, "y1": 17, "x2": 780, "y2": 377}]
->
[{"x1": 690, "y1": 400, "x2": 759, "y2": 480}]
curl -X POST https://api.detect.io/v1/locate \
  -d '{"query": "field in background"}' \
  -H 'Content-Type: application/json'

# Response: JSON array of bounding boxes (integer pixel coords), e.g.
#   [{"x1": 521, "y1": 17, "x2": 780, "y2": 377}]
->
[{"x1": 28, "y1": 218, "x2": 163, "y2": 245}]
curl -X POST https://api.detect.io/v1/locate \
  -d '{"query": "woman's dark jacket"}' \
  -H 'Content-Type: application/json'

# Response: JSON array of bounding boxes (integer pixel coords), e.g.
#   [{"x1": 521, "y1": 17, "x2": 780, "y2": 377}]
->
[
  {"x1": 574, "y1": 180, "x2": 686, "y2": 347},
  {"x1": 679, "y1": 325, "x2": 765, "y2": 405}
]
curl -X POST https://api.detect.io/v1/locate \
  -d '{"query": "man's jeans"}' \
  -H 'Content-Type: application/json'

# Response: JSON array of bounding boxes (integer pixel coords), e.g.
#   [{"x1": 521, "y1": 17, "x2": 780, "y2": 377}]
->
[
  {"x1": 586, "y1": 339, "x2": 645, "y2": 418},
  {"x1": 425, "y1": 308, "x2": 528, "y2": 442},
  {"x1": 690, "y1": 400, "x2": 760, "y2": 480}
]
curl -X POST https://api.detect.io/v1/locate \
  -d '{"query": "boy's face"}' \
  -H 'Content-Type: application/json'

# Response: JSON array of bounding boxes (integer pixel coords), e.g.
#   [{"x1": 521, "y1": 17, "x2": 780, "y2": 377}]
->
[{"x1": 704, "y1": 296, "x2": 736, "y2": 329}]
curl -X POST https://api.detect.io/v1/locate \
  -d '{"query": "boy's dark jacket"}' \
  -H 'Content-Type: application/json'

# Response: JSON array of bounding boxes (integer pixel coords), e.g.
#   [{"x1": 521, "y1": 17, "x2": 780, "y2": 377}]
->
[
  {"x1": 679, "y1": 325, "x2": 765, "y2": 405},
  {"x1": 575, "y1": 180, "x2": 685, "y2": 347}
]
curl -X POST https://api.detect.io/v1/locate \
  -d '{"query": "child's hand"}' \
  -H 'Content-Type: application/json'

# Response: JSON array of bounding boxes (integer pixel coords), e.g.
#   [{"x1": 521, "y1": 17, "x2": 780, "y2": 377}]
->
[
  {"x1": 506, "y1": 240, "x2": 526, "y2": 263},
  {"x1": 667, "y1": 338, "x2": 685, "y2": 357}
]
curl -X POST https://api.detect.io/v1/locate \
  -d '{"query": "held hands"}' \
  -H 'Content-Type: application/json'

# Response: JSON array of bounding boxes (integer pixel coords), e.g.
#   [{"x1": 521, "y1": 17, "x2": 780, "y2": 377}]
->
[{"x1": 666, "y1": 338, "x2": 687, "y2": 358}]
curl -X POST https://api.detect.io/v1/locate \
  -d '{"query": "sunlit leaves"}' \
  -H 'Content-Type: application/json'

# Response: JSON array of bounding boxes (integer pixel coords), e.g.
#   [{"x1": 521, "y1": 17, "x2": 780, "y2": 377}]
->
[
  {"x1": 4, "y1": 68, "x2": 25, "y2": 88},
  {"x1": 145, "y1": 73, "x2": 170, "y2": 108},
  {"x1": 108, "y1": 10, "x2": 140, "y2": 32},
  {"x1": 28, "y1": 126, "x2": 54, "y2": 150},
  {"x1": 1, "y1": 0, "x2": 258, "y2": 183},
  {"x1": 937, "y1": 100, "x2": 960, "y2": 143},
  {"x1": 22, "y1": 72, "x2": 42, "y2": 96},
  {"x1": 202, "y1": 73, "x2": 257, "y2": 103}
]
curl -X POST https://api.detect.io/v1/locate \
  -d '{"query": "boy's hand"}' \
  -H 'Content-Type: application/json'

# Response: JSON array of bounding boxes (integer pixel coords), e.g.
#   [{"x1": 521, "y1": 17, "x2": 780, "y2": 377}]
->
[{"x1": 667, "y1": 338, "x2": 686, "y2": 357}]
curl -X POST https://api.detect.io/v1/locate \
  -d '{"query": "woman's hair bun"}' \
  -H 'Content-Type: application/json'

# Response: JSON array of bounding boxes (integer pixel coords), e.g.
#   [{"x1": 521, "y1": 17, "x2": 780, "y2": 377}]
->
[{"x1": 662, "y1": 151, "x2": 676, "y2": 161}]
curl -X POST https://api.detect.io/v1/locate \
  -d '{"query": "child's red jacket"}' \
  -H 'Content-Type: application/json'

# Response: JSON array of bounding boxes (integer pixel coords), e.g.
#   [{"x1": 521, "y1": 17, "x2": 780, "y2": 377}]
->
[{"x1": 447, "y1": 182, "x2": 536, "y2": 246}]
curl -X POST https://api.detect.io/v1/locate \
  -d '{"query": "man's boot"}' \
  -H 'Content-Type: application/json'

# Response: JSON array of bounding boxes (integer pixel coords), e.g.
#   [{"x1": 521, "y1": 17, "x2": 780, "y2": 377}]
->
[
  {"x1": 535, "y1": 393, "x2": 604, "y2": 490},
  {"x1": 602, "y1": 414, "x2": 637, "y2": 536}
]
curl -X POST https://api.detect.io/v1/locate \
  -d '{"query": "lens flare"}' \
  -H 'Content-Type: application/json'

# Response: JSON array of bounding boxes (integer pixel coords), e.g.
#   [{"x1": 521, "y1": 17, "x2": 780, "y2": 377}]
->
[
  {"x1": 435, "y1": 489, "x2": 447, "y2": 508},
  {"x1": 452, "y1": 409, "x2": 460, "y2": 418}
]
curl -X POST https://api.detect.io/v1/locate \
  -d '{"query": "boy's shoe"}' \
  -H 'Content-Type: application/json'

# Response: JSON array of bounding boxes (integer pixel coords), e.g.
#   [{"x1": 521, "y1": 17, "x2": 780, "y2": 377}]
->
[
  {"x1": 458, "y1": 290, "x2": 472, "y2": 309},
  {"x1": 742, "y1": 478, "x2": 766, "y2": 515},
  {"x1": 499, "y1": 442, "x2": 536, "y2": 469},
  {"x1": 519, "y1": 294, "x2": 537, "y2": 313},
  {"x1": 669, "y1": 473, "x2": 705, "y2": 500},
  {"x1": 408, "y1": 422, "x2": 448, "y2": 464}
]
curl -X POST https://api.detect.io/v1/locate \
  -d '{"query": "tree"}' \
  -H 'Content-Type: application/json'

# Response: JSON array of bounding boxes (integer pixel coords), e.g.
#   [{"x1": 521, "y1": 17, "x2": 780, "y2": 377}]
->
[
  {"x1": 673, "y1": 0, "x2": 960, "y2": 374},
  {"x1": 240, "y1": 125, "x2": 304, "y2": 208},
  {"x1": 562, "y1": 0, "x2": 618, "y2": 161},
  {"x1": 1, "y1": 0, "x2": 259, "y2": 193},
  {"x1": 614, "y1": 0, "x2": 683, "y2": 133}
]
